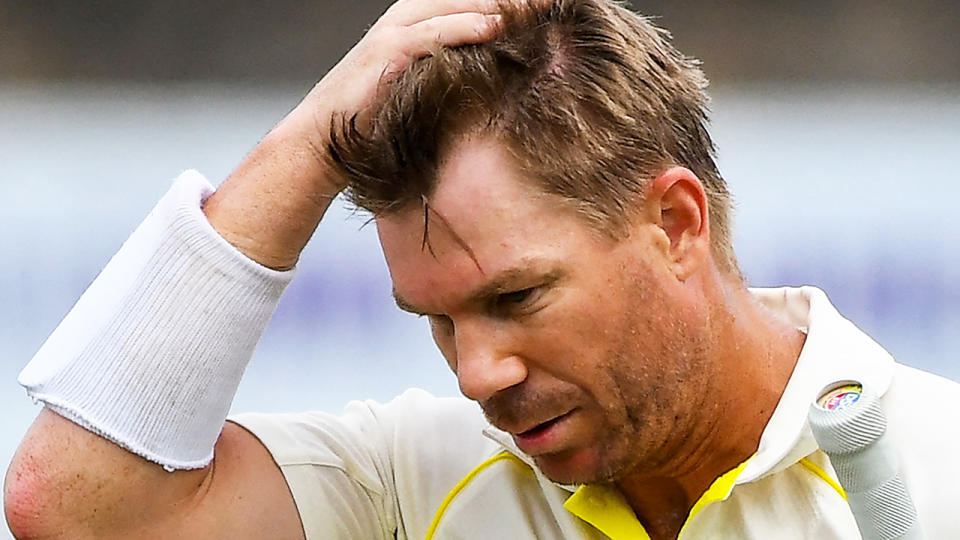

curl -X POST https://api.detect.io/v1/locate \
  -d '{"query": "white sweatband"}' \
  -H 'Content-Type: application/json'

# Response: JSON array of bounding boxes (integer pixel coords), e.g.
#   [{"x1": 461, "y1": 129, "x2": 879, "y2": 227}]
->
[{"x1": 19, "y1": 170, "x2": 294, "y2": 470}]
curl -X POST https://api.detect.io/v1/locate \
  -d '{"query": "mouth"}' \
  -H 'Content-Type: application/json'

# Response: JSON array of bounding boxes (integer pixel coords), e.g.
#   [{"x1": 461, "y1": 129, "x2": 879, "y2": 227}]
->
[
  {"x1": 511, "y1": 410, "x2": 575, "y2": 455},
  {"x1": 518, "y1": 415, "x2": 564, "y2": 438}
]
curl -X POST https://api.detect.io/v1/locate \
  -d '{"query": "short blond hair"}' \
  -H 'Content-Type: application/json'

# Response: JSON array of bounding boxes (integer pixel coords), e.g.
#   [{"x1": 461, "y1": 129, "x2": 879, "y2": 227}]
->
[{"x1": 331, "y1": 0, "x2": 739, "y2": 274}]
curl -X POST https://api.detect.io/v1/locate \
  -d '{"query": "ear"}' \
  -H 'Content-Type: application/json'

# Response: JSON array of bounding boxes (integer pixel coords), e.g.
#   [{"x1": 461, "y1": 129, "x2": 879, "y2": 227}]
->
[{"x1": 643, "y1": 166, "x2": 710, "y2": 280}]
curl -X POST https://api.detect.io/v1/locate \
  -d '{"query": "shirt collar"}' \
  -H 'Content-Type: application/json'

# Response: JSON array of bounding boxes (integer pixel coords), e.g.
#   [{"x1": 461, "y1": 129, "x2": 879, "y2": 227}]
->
[{"x1": 738, "y1": 286, "x2": 895, "y2": 482}]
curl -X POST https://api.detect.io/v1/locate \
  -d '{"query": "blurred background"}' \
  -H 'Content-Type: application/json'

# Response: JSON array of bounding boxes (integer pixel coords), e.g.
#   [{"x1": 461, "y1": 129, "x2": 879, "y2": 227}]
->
[{"x1": 1, "y1": 1, "x2": 958, "y2": 530}]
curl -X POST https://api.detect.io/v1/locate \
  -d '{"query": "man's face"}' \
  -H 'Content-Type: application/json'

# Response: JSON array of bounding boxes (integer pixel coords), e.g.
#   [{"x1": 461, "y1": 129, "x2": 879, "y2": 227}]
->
[{"x1": 377, "y1": 137, "x2": 714, "y2": 485}]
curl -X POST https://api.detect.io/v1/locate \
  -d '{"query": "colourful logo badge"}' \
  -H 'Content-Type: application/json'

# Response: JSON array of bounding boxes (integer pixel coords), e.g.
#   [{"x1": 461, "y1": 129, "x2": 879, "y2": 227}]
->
[{"x1": 817, "y1": 383, "x2": 863, "y2": 411}]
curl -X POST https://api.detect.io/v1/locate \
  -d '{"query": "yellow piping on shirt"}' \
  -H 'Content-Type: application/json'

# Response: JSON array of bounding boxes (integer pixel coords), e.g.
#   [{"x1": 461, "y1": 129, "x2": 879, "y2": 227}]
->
[
  {"x1": 424, "y1": 451, "x2": 525, "y2": 540},
  {"x1": 799, "y1": 457, "x2": 848, "y2": 500}
]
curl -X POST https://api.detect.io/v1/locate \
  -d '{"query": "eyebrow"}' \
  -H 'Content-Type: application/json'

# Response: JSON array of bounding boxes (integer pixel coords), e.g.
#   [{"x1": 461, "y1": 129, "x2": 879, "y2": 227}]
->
[{"x1": 392, "y1": 263, "x2": 562, "y2": 316}]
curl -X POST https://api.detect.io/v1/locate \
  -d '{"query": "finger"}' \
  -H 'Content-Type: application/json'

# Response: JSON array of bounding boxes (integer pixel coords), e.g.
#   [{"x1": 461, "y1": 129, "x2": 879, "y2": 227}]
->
[
  {"x1": 385, "y1": 0, "x2": 499, "y2": 27},
  {"x1": 403, "y1": 12, "x2": 502, "y2": 58}
]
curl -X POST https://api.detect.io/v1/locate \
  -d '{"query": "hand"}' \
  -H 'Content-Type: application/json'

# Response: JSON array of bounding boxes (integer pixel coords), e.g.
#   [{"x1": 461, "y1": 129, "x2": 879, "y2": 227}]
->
[
  {"x1": 206, "y1": 0, "x2": 505, "y2": 269},
  {"x1": 283, "y1": 0, "x2": 504, "y2": 188}
]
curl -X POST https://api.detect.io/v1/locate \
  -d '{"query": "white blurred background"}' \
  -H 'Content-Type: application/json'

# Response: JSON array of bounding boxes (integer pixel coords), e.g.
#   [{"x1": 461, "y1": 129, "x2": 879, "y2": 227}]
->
[{"x1": 1, "y1": 2, "x2": 958, "y2": 536}]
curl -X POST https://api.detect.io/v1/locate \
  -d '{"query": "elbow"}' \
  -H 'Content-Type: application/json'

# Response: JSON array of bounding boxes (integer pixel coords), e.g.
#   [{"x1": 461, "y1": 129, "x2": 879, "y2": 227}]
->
[
  {"x1": 4, "y1": 458, "x2": 48, "y2": 539},
  {"x1": 4, "y1": 436, "x2": 70, "y2": 540}
]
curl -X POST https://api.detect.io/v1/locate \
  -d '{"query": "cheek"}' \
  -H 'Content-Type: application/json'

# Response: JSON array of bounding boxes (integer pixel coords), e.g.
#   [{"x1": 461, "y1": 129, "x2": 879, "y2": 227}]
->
[
  {"x1": 521, "y1": 308, "x2": 624, "y2": 391},
  {"x1": 526, "y1": 289, "x2": 661, "y2": 406}
]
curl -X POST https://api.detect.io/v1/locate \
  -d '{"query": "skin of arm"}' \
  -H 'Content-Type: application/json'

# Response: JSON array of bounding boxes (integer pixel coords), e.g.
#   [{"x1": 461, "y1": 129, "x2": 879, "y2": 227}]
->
[{"x1": 3, "y1": 2, "x2": 504, "y2": 538}]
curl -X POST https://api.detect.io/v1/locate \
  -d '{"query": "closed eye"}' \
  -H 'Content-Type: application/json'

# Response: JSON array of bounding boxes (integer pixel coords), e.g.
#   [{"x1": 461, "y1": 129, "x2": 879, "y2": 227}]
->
[
  {"x1": 497, "y1": 288, "x2": 536, "y2": 306},
  {"x1": 491, "y1": 286, "x2": 550, "y2": 317}
]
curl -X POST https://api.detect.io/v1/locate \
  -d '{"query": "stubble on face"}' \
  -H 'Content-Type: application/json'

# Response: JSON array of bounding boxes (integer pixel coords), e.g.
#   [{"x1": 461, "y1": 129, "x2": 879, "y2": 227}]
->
[
  {"x1": 598, "y1": 272, "x2": 715, "y2": 484},
  {"x1": 492, "y1": 260, "x2": 714, "y2": 487}
]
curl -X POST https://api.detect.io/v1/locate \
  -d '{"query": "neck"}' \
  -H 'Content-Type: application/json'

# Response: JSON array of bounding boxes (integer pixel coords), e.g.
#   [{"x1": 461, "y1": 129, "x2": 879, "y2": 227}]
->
[{"x1": 616, "y1": 278, "x2": 805, "y2": 540}]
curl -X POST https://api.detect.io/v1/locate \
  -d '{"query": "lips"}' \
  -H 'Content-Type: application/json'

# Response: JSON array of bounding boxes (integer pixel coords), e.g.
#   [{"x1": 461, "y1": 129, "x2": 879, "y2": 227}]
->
[
  {"x1": 510, "y1": 410, "x2": 576, "y2": 456},
  {"x1": 518, "y1": 415, "x2": 564, "y2": 437},
  {"x1": 499, "y1": 409, "x2": 569, "y2": 438}
]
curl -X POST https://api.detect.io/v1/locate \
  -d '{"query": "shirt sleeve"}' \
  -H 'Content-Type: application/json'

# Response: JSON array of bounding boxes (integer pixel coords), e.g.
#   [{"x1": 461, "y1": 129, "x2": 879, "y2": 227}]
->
[
  {"x1": 230, "y1": 389, "x2": 494, "y2": 540},
  {"x1": 231, "y1": 402, "x2": 400, "y2": 540}
]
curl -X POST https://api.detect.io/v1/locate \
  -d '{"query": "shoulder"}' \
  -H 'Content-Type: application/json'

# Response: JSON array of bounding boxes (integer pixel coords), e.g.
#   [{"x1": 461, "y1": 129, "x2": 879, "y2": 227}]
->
[
  {"x1": 882, "y1": 363, "x2": 960, "y2": 536},
  {"x1": 881, "y1": 362, "x2": 959, "y2": 455},
  {"x1": 883, "y1": 362, "x2": 960, "y2": 429}
]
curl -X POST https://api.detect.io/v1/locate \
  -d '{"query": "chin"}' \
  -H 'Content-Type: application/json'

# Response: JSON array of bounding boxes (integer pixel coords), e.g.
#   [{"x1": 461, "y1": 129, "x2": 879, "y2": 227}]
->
[{"x1": 534, "y1": 447, "x2": 611, "y2": 485}]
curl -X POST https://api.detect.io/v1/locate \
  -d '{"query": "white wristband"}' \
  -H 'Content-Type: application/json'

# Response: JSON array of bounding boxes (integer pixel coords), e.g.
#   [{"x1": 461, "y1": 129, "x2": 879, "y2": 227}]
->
[{"x1": 19, "y1": 170, "x2": 294, "y2": 470}]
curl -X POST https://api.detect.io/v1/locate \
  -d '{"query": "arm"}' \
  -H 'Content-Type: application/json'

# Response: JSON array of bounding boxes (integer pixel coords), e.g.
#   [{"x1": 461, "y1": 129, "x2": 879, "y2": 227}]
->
[{"x1": 4, "y1": 2, "x2": 502, "y2": 538}]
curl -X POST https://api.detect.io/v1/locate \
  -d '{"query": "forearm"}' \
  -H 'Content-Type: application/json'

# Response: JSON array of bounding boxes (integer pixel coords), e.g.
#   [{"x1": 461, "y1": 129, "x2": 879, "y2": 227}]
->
[{"x1": 204, "y1": 111, "x2": 345, "y2": 270}]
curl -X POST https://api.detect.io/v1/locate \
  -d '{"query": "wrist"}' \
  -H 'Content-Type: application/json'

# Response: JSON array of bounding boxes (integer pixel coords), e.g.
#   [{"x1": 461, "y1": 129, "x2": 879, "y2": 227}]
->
[
  {"x1": 275, "y1": 92, "x2": 350, "y2": 189},
  {"x1": 204, "y1": 116, "x2": 345, "y2": 270}
]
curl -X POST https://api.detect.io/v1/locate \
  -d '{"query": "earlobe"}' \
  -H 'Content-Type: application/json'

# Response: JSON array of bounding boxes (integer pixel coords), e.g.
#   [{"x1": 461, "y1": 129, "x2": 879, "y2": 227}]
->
[{"x1": 648, "y1": 167, "x2": 710, "y2": 280}]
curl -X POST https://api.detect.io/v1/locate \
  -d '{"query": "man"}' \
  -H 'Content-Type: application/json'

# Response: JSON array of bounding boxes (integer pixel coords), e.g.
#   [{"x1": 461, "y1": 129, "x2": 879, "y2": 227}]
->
[{"x1": 5, "y1": 0, "x2": 958, "y2": 539}]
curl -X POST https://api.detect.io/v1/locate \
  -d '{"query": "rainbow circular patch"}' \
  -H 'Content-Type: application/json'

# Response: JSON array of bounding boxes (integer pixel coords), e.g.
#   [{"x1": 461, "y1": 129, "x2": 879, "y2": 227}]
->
[{"x1": 817, "y1": 382, "x2": 863, "y2": 411}]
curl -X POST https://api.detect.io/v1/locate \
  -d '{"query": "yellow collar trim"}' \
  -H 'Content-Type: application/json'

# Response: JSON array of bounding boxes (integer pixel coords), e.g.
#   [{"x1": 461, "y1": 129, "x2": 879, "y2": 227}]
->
[
  {"x1": 564, "y1": 483, "x2": 652, "y2": 540},
  {"x1": 564, "y1": 458, "x2": 752, "y2": 540}
]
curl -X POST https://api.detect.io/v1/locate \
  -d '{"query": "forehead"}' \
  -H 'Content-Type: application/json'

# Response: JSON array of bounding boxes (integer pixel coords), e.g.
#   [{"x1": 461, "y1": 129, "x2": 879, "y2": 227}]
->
[{"x1": 375, "y1": 137, "x2": 602, "y2": 311}]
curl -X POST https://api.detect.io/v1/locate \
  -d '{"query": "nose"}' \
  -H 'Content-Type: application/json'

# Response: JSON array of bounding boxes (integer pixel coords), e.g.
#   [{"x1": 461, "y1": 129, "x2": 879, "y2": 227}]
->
[{"x1": 454, "y1": 319, "x2": 527, "y2": 402}]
